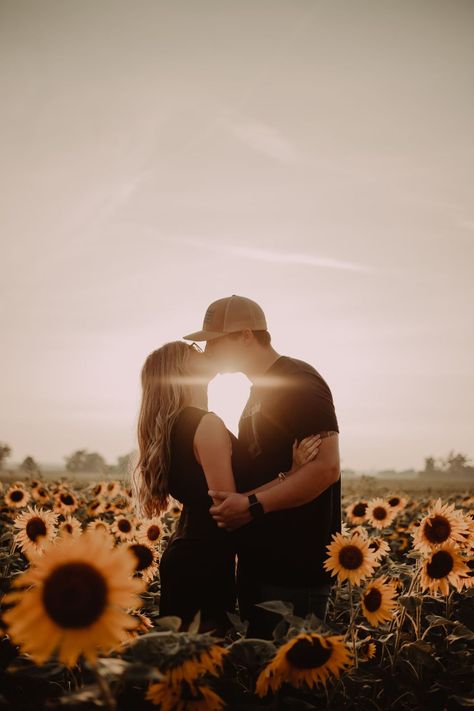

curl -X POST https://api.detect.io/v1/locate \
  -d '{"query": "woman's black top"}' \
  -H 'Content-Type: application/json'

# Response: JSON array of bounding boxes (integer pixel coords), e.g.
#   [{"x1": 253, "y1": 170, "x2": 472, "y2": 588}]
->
[{"x1": 158, "y1": 406, "x2": 247, "y2": 634}]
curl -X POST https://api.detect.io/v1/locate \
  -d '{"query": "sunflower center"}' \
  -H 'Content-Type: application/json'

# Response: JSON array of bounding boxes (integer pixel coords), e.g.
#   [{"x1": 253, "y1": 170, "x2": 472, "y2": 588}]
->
[
  {"x1": 129, "y1": 544, "x2": 154, "y2": 571},
  {"x1": 286, "y1": 636, "x2": 333, "y2": 669},
  {"x1": 118, "y1": 519, "x2": 132, "y2": 533},
  {"x1": 426, "y1": 550, "x2": 454, "y2": 579},
  {"x1": 424, "y1": 515, "x2": 451, "y2": 544},
  {"x1": 64, "y1": 523, "x2": 73, "y2": 533},
  {"x1": 368, "y1": 540, "x2": 380, "y2": 552},
  {"x1": 38, "y1": 488, "x2": 48, "y2": 497},
  {"x1": 147, "y1": 525, "x2": 161, "y2": 541},
  {"x1": 339, "y1": 544, "x2": 364, "y2": 570},
  {"x1": 388, "y1": 497, "x2": 400, "y2": 507},
  {"x1": 93, "y1": 485, "x2": 102, "y2": 496},
  {"x1": 26, "y1": 517, "x2": 47, "y2": 541},
  {"x1": 363, "y1": 587, "x2": 382, "y2": 612},
  {"x1": 42, "y1": 562, "x2": 108, "y2": 628},
  {"x1": 353, "y1": 502, "x2": 367, "y2": 517},
  {"x1": 373, "y1": 506, "x2": 387, "y2": 521},
  {"x1": 60, "y1": 494, "x2": 74, "y2": 506},
  {"x1": 11, "y1": 490, "x2": 24, "y2": 502}
]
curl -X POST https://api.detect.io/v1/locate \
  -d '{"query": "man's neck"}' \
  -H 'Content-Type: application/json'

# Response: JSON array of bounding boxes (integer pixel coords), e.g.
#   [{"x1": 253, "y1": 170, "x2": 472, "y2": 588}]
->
[{"x1": 244, "y1": 347, "x2": 282, "y2": 384}]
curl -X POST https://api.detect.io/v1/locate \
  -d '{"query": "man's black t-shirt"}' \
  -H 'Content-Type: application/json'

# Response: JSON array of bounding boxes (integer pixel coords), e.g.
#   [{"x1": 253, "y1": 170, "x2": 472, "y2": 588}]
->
[{"x1": 234, "y1": 355, "x2": 341, "y2": 588}]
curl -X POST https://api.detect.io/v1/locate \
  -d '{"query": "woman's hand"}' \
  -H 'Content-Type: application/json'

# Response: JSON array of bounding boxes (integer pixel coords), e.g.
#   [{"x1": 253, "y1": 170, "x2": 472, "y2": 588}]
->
[{"x1": 291, "y1": 434, "x2": 322, "y2": 471}]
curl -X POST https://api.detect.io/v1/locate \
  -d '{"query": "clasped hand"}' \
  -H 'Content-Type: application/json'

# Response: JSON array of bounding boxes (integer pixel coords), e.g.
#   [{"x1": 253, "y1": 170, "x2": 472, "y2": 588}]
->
[{"x1": 208, "y1": 491, "x2": 251, "y2": 531}]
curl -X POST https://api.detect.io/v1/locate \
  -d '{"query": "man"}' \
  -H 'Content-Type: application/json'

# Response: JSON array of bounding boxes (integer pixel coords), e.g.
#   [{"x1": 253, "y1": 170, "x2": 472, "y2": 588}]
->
[{"x1": 183, "y1": 294, "x2": 341, "y2": 638}]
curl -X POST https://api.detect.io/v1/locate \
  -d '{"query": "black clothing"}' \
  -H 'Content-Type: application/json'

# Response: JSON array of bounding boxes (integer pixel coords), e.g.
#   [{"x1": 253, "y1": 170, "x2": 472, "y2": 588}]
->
[
  {"x1": 235, "y1": 355, "x2": 341, "y2": 590},
  {"x1": 158, "y1": 406, "x2": 244, "y2": 635}
]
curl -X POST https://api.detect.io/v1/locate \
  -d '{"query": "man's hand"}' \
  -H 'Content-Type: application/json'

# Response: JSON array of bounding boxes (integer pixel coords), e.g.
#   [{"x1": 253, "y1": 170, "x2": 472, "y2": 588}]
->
[{"x1": 208, "y1": 491, "x2": 252, "y2": 530}]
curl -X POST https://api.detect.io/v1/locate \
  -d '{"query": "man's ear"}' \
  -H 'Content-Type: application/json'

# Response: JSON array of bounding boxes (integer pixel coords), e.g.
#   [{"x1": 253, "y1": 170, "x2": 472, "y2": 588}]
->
[{"x1": 241, "y1": 328, "x2": 254, "y2": 345}]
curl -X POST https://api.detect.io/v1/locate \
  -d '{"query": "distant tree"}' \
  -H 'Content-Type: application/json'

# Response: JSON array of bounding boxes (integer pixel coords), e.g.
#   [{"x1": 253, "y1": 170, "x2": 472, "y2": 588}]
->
[
  {"x1": 115, "y1": 453, "x2": 136, "y2": 476},
  {"x1": 445, "y1": 451, "x2": 471, "y2": 477},
  {"x1": 423, "y1": 456, "x2": 436, "y2": 473},
  {"x1": 64, "y1": 450, "x2": 108, "y2": 474},
  {"x1": 420, "y1": 451, "x2": 473, "y2": 479},
  {"x1": 0, "y1": 443, "x2": 12, "y2": 470},
  {"x1": 20, "y1": 456, "x2": 41, "y2": 475}
]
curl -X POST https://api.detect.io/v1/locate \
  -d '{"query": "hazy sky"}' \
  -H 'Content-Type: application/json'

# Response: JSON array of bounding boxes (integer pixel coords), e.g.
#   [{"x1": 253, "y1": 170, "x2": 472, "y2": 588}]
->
[{"x1": 1, "y1": 0, "x2": 473, "y2": 472}]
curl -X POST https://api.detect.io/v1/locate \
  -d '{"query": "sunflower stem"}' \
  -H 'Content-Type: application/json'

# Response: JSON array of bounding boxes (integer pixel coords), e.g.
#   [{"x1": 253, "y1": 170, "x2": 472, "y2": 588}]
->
[
  {"x1": 1, "y1": 541, "x2": 17, "y2": 586},
  {"x1": 89, "y1": 662, "x2": 116, "y2": 711},
  {"x1": 347, "y1": 581, "x2": 358, "y2": 668},
  {"x1": 391, "y1": 562, "x2": 422, "y2": 673}
]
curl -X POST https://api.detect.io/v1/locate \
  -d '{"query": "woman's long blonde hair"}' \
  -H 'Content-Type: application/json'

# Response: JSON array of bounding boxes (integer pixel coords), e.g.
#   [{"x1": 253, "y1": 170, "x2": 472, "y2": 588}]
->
[{"x1": 131, "y1": 341, "x2": 195, "y2": 519}]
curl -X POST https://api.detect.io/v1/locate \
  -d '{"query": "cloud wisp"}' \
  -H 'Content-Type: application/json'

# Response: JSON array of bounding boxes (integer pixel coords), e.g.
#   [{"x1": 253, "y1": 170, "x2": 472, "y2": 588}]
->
[
  {"x1": 222, "y1": 117, "x2": 299, "y2": 165},
  {"x1": 179, "y1": 238, "x2": 374, "y2": 273}
]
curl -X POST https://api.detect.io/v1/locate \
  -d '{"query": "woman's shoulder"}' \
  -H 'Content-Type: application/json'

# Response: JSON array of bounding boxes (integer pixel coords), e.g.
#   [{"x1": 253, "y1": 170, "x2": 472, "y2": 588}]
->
[{"x1": 194, "y1": 410, "x2": 229, "y2": 440}]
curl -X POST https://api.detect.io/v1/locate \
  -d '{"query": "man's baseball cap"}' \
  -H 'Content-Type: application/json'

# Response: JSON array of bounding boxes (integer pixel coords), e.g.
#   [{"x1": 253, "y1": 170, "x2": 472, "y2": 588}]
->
[{"x1": 183, "y1": 295, "x2": 268, "y2": 342}]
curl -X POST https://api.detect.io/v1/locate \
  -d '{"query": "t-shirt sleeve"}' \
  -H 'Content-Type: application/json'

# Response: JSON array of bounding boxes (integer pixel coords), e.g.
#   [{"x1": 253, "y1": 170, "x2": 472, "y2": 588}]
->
[{"x1": 276, "y1": 375, "x2": 339, "y2": 442}]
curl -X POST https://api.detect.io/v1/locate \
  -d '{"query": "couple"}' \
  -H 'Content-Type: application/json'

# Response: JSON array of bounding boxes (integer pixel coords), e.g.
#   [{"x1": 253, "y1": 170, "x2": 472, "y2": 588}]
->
[{"x1": 132, "y1": 295, "x2": 341, "y2": 639}]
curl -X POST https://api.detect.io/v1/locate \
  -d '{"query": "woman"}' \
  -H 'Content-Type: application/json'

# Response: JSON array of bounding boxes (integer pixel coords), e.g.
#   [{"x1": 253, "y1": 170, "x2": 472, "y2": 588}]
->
[{"x1": 131, "y1": 340, "x2": 321, "y2": 636}]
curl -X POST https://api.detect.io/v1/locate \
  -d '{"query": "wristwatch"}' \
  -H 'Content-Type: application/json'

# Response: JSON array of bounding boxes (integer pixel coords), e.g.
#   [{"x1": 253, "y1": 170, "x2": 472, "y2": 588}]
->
[{"x1": 248, "y1": 493, "x2": 265, "y2": 519}]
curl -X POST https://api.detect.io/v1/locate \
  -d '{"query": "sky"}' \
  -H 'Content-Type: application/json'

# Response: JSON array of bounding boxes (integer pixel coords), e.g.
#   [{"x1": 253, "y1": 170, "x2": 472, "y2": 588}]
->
[{"x1": 1, "y1": 0, "x2": 473, "y2": 473}]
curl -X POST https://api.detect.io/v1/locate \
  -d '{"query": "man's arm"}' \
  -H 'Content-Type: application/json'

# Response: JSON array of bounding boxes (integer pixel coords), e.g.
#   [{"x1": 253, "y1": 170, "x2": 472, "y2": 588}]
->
[
  {"x1": 256, "y1": 433, "x2": 339, "y2": 511},
  {"x1": 209, "y1": 433, "x2": 340, "y2": 529}
]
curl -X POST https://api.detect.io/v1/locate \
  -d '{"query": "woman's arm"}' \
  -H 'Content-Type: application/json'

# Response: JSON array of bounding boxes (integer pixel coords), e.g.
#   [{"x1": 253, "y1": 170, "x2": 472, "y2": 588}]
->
[
  {"x1": 244, "y1": 433, "x2": 322, "y2": 495},
  {"x1": 193, "y1": 413, "x2": 237, "y2": 507}
]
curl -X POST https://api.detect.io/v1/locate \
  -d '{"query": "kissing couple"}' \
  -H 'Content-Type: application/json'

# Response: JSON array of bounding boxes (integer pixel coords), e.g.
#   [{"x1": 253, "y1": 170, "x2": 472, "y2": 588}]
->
[{"x1": 132, "y1": 294, "x2": 341, "y2": 639}]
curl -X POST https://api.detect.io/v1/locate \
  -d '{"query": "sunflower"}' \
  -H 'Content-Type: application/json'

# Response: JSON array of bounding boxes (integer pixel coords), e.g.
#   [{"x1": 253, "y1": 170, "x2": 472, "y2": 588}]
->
[
  {"x1": 111, "y1": 515, "x2": 137, "y2": 540},
  {"x1": 125, "y1": 539, "x2": 159, "y2": 583},
  {"x1": 137, "y1": 517, "x2": 163, "y2": 546},
  {"x1": 32, "y1": 486, "x2": 50, "y2": 504},
  {"x1": 146, "y1": 678, "x2": 225, "y2": 711},
  {"x1": 365, "y1": 498, "x2": 397, "y2": 529},
  {"x1": 412, "y1": 498, "x2": 470, "y2": 554},
  {"x1": 12, "y1": 505, "x2": 59, "y2": 557},
  {"x1": 324, "y1": 532, "x2": 379, "y2": 585},
  {"x1": 104, "y1": 480, "x2": 121, "y2": 499},
  {"x1": 85, "y1": 520, "x2": 115, "y2": 547},
  {"x1": 166, "y1": 644, "x2": 229, "y2": 685},
  {"x1": 387, "y1": 495, "x2": 407, "y2": 512},
  {"x1": 86, "y1": 519, "x2": 110, "y2": 534},
  {"x1": 367, "y1": 536, "x2": 391, "y2": 562},
  {"x1": 360, "y1": 576, "x2": 398, "y2": 626},
  {"x1": 256, "y1": 632, "x2": 352, "y2": 695},
  {"x1": 357, "y1": 638, "x2": 377, "y2": 662},
  {"x1": 122, "y1": 609, "x2": 154, "y2": 643},
  {"x1": 4, "y1": 484, "x2": 30, "y2": 509},
  {"x1": 420, "y1": 542, "x2": 470, "y2": 596},
  {"x1": 91, "y1": 482, "x2": 106, "y2": 498},
  {"x1": 58, "y1": 515, "x2": 82, "y2": 539},
  {"x1": 165, "y1": 499, "x2": 182, "y2": 518},
  {"x1": 345, "y1": 501, "x2": 368, "y2": 525},
  {"x1": 456, "y1": 556, "x2": 474, "y2": 591},
  {"x1": 2, "y1": 530, "x2": 146, "y2": 667},
  {"x1": 86, "y1": 498, "x2": 106, "y2": 517},
  {"x1": 54, "y1": 490, "x2": 79, "y2": 515}
]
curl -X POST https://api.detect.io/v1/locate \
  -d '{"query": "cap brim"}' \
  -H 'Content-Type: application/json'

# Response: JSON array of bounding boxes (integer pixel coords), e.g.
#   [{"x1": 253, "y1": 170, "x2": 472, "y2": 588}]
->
[{"x1": 182, "y1": 330, "x2": 226, "y2": 342}]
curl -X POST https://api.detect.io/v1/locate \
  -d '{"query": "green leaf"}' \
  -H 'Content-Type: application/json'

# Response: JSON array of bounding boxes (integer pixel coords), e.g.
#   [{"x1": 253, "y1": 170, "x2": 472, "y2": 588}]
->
[
  {"x1": 255, "y1": 600, "x2": 294, "y2": 616},
  {"x1": 187, "y1": 610, "x2": 201, "y2": 635},
  {"x1": 402, "y1": 640, "x2": 439, "y2": 670},
  {"x1": 446, "y1": 622, "x2": 474, "y2": 642}
]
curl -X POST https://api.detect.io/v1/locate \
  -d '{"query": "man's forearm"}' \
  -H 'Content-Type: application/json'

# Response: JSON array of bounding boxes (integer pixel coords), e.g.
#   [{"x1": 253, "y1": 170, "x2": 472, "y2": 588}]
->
[
  {"x1": 244, "y1": 477, "x2": 281, "y2": 496},
  {"x1": 255, "y1": 459, "x2": 339, "y2": 512}
]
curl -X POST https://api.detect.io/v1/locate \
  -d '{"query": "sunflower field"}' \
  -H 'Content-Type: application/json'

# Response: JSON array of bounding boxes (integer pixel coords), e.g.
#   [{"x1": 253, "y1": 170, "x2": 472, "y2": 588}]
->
[{"x1": 0, "y1": 476, "x2": 473, "y2": 710}]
